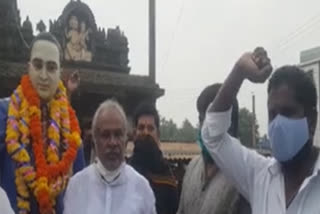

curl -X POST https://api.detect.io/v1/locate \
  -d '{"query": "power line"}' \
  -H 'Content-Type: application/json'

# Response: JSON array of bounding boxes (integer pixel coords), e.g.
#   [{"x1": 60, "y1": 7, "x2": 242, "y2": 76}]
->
[
  {"x1": 280, "y1": 25, "x2": 320, "y2": 52},
  {"x1": 270, "y1": 11, "x2": 320, "y2": 52},
  {"x1": 160, "y1": 0, "x2": 189, "y2": 73},
  {"x1": 279, "y1": 16, "x2": 320, "y2": 48}
]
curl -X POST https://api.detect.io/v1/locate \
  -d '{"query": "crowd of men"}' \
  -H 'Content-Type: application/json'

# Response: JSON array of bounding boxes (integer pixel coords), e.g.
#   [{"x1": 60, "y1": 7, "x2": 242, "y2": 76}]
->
[{"x1": 0, "y1": 32, "x2": 319, "y2": 214}]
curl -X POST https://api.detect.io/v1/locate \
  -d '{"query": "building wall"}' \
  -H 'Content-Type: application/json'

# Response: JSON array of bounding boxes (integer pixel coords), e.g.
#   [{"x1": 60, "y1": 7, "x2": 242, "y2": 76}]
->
[{"x1": 300, "y1": 62, "x2": 320, "y2": 148}]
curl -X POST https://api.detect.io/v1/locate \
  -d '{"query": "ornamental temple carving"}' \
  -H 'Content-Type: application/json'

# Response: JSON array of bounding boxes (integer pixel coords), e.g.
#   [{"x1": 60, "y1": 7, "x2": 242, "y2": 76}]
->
[{"x1": 0, "y1": 0, "x2": 164, "y2": 125}]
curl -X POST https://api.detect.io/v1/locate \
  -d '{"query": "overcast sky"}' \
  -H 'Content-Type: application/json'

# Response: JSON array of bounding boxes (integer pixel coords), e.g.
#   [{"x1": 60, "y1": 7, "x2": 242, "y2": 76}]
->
[{"x1": 18, "y1": 0, "x2": 320, "y2": 135}]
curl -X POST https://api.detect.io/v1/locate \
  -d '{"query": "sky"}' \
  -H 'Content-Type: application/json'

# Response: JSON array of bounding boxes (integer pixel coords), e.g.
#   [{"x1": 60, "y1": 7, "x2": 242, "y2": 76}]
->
[{"x1": 17, "y1": 0, "x2": 320, "y2": 135}]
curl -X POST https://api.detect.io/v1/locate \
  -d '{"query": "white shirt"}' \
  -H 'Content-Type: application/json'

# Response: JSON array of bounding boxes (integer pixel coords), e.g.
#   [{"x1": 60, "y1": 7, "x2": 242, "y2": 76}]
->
[
  {"x1": 95, "y1": 159, "x2": 123, "y2": 183},
  {"x1": 0, "y1": 187, "x2": 14, "y2": 214},
  {"x1": 63, "y1": 163, "x2": 156, "y2": 214},
  {"x1": 202, "y1": 108, "x2": 320, "y2": 214}
]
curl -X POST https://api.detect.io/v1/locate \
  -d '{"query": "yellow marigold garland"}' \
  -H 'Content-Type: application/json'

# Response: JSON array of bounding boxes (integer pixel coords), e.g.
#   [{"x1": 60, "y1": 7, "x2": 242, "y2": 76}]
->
[
  {"x1": 47, "y1": 98, "x2": 61, "y2": 163},
  {"x1": 5, "y1": 75, "x2": 81, "y2": 214}
]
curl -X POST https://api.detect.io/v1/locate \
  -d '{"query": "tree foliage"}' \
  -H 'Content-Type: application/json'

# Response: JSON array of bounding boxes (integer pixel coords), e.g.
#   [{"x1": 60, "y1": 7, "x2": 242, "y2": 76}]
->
[
  {"x1": 159, "y1": 107, "x2": 260, "y2": 145},
  {"x1": 159, "y1": 117, "x2": 179, "y2": 141},
  {"x1": 160, "y1": 117, "x2": 197, "y2": 142},
  {"x1": 238, "y1": 107, "x2": 259, "y2": 147},
  {"x1": 178, "y1": 119, "x2": 198, "y2": 142}
]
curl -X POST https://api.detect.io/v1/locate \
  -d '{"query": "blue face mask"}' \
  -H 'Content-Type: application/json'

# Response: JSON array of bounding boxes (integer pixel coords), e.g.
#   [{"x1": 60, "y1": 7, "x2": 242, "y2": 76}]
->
[
  {"x1": 268, "y1": 114, "x2": 309, "y2": 162},
  {"x1": 197, "y1": 131, "x2": 213, "y2": 162}
]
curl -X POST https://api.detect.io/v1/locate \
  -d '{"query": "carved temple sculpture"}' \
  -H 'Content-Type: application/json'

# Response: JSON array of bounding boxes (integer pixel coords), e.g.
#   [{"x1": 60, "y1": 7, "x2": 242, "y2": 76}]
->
[
  {"x1": 0, "y1": 0, "x2": 164, "y2": 125},
  {"x1": 64, "y1": 15, "x2": 92, "y2": 62}
]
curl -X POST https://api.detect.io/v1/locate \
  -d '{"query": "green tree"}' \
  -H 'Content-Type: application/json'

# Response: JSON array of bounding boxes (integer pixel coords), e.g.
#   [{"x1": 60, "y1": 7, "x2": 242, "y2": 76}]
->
[
  {"x1": 160, "y1": 117, "x2": 198, "y2": 142},
  {"x1": 159, "y1": 117, "x2": 179, "y2": 141},
  {"x1": 238, "y1": 107, "x2": 259, "y2": 147},
  {"x1": 176, "y1": 119, "x2": 198, "y2": 142}
]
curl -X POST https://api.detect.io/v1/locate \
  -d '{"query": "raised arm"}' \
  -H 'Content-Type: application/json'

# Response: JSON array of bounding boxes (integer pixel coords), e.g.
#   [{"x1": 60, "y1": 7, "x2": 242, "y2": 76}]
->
[
  {"x1": 209, "y1": 47, "x2": 272, "y2": 113},
  {"x1": 202, "y1": 48, "x2": 273, "y2": 201}
]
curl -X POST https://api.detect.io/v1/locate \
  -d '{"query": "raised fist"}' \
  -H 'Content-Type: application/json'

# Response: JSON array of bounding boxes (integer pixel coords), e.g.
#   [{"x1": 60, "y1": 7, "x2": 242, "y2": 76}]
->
[{"x1": 234, "y1": 47, "x2": 273, "y2": 83}]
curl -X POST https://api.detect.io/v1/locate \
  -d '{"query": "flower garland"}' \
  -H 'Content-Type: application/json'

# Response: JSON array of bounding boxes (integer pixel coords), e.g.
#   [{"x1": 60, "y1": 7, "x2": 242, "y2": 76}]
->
[{"x1": 5, "y1": 75, "x2": 81, "y2": 214}]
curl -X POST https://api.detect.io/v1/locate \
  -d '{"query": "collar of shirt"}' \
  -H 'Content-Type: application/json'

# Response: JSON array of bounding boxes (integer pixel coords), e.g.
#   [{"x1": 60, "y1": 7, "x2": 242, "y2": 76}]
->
[
  {"x1": 94, "y1": 159, "x2": 126, "y2": 185},
  {"x1": 268, "y1": 154, "x2": 320, "y2": 176},
  {"x1": 268, "y1": 158, "x2": 281, "y2": 176},
  {"x1": 268, "y1": 154, "x2": 320, "y2": 197}
]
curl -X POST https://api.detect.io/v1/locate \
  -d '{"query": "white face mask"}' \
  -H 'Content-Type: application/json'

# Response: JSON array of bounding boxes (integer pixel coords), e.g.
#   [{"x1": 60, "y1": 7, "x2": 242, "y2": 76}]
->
[
  {"x1": 95, "y1": 158, "x2": 123, "y2": 183},
  {"x1": 28, "y1": 40, "x2": 61, "y2": 102}
]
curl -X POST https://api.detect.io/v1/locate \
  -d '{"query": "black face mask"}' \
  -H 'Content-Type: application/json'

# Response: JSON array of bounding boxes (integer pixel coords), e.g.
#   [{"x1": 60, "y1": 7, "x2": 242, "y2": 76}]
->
[{"x1": 131, "y1": 135, "x2": 165, "y2": 173}]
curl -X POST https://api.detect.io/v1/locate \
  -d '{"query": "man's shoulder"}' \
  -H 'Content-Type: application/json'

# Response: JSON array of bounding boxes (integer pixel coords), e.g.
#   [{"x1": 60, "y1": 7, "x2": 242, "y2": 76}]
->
[
  {"x1": 125, "y1": 164, "x2": 150, "y2": 185},
  {"x1": 183, "y1": 155, "x2": 202, "y2": 178},
  {"x1": 149, "y1": 174, "x2": 178, "y2": 189},
  {"x1": 125, "y1": 164, "x2": 154, "y2": 194},
  {"x1": 69, "y1": 165, "x2": 93, "y2": 184},
  {"x1": 188, "y1": 155, "x2": 202, "y2": 168},
  {"x1": 148, "y1": 160, "x2": 178, "y2": 189}
]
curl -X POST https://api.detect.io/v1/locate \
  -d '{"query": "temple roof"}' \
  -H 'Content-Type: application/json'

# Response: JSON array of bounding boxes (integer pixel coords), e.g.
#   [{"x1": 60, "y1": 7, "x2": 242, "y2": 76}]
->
[
  {"x1": 22, "y1": 16, "x2": 32, "y2": 30},
  {"x1": 126, "y1": 142, "x2": 200, "y2": 161}
]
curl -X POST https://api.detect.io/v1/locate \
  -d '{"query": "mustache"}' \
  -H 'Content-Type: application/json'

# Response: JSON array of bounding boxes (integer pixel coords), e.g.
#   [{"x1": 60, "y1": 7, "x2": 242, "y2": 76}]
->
[
  {"x1": 102, "y1": 147, "x2": 121, "y2": 155},
  {"x1": 105, "y1": 150, "x2": 120, "y2": 155}
]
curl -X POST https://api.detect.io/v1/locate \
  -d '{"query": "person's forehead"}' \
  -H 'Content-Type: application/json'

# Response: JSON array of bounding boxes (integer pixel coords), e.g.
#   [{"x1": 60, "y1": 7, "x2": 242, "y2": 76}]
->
[
  {"x1": 138, "y1": 115, "x2": 156, "y2": 125},
  {"x1": 267, "y1": 84, "x2": 299, "y2": 110},
  {"x1": 31, "y1": 40, "x2": 60, "y2": 63},
  {"x1": 97, "y1": 109, "x2": 125, "y2": 129}
]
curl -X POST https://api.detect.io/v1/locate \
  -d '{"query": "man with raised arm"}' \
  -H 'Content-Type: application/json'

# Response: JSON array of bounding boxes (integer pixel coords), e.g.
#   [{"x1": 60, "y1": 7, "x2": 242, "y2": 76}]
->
[{"x1": 202, "y1": 47, "x2": 320, "y2": 213}]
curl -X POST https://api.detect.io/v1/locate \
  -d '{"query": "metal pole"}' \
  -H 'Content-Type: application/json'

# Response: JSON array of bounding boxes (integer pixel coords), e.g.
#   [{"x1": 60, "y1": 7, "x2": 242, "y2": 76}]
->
[
  {"x1": 149, "y1": 0, "x2": 156, "y2": 83},
  {"x1": 252, "y1": 93, "x2": 256, "y2": 148}
]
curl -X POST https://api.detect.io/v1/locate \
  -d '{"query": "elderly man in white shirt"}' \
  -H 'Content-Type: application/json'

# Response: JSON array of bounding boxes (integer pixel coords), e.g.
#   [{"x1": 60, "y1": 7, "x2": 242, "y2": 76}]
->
[
  {"x1": 202, "y1": 47, "x2": 320, "y2": 214},
  {"x1": 0, "y1": 187, "x2": 14, "y2": 214},
  {"x1": 63, "y1": 100, "x2": 156, "y2": 214}
]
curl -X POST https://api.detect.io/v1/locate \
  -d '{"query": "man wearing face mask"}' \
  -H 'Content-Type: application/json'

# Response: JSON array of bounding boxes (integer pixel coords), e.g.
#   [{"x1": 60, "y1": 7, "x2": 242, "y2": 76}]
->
[
  {"x1": 0, "y1": 32, "x2": 85, "y2": 214},
  {"x1": 63, "y1": 100, "x2": 156, "y2": 214},
  {"x1": 177, "y1": 83, "x2": 251, "y2": 214},
  {"x1": 130, "y1": 103, "x2": 179, "y2": 214},
  {"x1": 202, "y1": 47, "x2": 320, "y2": 213}
]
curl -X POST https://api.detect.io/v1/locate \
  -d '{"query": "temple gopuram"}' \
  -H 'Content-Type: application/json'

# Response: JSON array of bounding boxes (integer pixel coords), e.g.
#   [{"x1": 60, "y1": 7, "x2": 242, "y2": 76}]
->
[
  {"x1": 0, "y1": 0, "x2": 200, "y2": 189},
  {"x1": 0, "y1": 0, "x2": 164, "y2": 125}
]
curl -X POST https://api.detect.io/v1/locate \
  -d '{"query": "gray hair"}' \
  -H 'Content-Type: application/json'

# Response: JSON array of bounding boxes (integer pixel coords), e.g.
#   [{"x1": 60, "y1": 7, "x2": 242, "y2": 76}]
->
[{"x1": 92, "y1": 99, "x2": 127, "y2": 141}]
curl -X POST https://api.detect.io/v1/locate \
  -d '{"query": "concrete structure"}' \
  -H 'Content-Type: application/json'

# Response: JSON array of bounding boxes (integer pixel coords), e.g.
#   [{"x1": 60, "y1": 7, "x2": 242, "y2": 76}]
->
[
  {"x1": 299, "y1": 47, "x2": 320, "y2": 147},
  {"x1": 0, "y1": 0, "x2": 164, "y2": 126}
]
